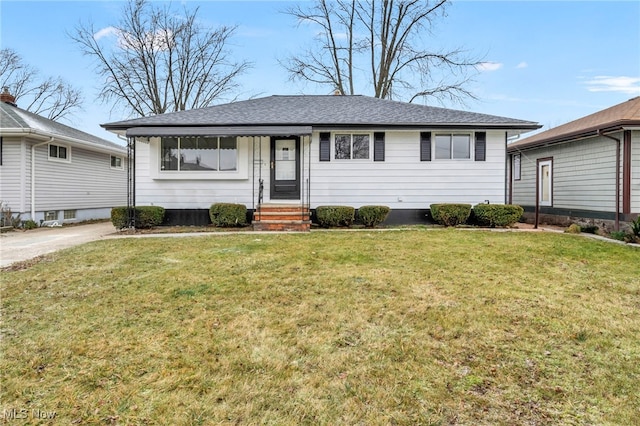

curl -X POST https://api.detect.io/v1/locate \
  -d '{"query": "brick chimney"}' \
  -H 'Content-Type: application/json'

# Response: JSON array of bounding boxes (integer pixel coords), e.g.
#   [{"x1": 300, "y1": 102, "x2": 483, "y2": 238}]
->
[{"x1": 1, "y1": 87, "x2": 17, "y2": 107}]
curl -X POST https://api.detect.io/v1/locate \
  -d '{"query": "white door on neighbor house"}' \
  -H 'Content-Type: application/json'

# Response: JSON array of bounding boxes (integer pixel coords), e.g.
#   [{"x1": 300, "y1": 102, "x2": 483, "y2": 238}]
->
[{"x1": 538, "y1": 159, "x2": 552, "y2": 206}]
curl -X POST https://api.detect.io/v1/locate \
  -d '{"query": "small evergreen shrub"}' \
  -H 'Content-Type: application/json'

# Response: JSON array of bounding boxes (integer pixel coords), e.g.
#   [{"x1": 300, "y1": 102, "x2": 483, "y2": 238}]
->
[
  {"x1": 630, "y1": 216, "x2": 640, "y2": 238},
  {"x1": 111, "y1": 206, "x2": 165, "y2": 229},
  {"x1": 22, "y1": 219, "x2": 38, "y2": 230},
  {"x1": 580, "y1": 225, "x2": 599, "y2": 234},
  {"x1": 609, "y1": 230, "x2": 628, "y2": 242},
  {"x1": 209, "y1": 203, "x2": 247, "y2": 227},
  {"x1": 429, "y1": 204, "x2": 471, "y2": 227},
  {"x1": 473, "y1": 204, "x2": 524, "y2": 227},
  {"x1": 315, "y1": 206, "x2": 355, "y2": 228},
  {"x1": 357, "y1": 205, "x2": 390, "y2": 228}
]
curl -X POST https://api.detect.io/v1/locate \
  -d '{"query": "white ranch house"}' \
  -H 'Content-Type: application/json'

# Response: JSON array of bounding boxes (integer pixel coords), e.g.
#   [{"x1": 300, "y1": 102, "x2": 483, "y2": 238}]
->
[{"x1": 103, "y1": 95, "x2": 540, "y2": 229}]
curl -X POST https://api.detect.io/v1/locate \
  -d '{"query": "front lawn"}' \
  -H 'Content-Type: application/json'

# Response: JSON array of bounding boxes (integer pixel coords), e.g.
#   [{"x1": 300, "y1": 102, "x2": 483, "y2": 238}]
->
[{"x1": 1, "y1": 230, "x2": 639, "y2": 424}]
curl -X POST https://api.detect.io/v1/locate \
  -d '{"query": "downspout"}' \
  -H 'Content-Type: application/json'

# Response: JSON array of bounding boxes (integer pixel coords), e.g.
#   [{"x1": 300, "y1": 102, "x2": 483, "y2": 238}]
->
[
  {"x1": 31, "y1": 137, "x2": 54, "y2": 221},
  {"x1": 598, "y1": 130, "x2": 621, "y2": 231}
]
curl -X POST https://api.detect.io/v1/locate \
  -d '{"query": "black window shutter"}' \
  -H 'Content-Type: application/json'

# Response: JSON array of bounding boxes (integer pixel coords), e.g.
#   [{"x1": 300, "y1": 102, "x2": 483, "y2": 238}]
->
[
  {"x1": 373, "y1": 132, "x2": 385, "y2": 161},
  {"x1": 319, "y1": 132, "x2": 330, "y2": 161},
  {"x1": 420, "y1": 132, "x2": 431, "y2": 161},
  {"x1": 475, "y1": 132, "x2": 486, "y2": 161}
]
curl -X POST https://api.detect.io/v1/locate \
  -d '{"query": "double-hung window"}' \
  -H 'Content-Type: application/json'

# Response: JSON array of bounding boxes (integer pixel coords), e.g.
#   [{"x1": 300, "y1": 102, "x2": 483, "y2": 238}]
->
[
  {"x1": 435, "y1": 134, "x2": 471, "y2": 160},
  {"x1": 111, "y1": 155, "x2": 123, "y2": 169},
  {"x1": 335, "y1": 133, "x2": 370, "y2": 160},
  {"x1": 49, "y1": 144, "x2": 69, "y2": 161},
  {"x1": 160, "y1": 137, "x2": 237, "y2": 171}
]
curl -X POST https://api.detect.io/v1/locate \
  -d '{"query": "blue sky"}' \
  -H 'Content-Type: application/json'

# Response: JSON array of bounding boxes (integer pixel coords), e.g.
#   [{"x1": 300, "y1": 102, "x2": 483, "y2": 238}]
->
[{"x1": 1, "y1": 0, "x2": 639, "y2": 144}]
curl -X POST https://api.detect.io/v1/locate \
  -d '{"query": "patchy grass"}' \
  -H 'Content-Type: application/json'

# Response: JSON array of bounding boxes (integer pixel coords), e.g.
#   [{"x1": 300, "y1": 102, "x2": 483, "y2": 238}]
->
[{"x1": 1, "y1": 230, "x2": 639, "y2": 425}]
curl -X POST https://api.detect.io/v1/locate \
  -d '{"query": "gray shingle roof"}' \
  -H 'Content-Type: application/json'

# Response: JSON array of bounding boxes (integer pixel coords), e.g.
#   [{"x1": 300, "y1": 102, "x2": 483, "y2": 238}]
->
[
  {"x1": 0, "y1": 102, "x2": 125, "y2": 153},
  {"x1": 103, "y1": 95, "x2": 540, "y2": 131}
]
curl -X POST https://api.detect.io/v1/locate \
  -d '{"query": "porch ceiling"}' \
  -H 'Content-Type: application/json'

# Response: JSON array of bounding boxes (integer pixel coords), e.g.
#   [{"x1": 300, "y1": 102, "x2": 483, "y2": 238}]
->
[{"x1": 126, "y1": 125, "x2": 312, "y2": 138}]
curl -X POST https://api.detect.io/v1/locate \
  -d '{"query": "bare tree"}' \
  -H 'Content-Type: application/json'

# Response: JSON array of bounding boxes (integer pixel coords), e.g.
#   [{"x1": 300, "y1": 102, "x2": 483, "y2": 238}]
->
[
  {"x1": 70, "y1": 0, "x2": 251, "y2": 117},
  {"x1": 282, "y1": 0, "x2": 480, "y2": 104},
  {"x1": 0, "y1": 48, "x2": 82, "y2": 121}
]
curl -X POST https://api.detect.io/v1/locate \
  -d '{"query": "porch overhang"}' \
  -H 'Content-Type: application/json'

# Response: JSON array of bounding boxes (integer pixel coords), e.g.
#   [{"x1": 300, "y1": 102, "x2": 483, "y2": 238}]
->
[{"x1": 125, "y1": 126, "x2": 313, "y2": 138}]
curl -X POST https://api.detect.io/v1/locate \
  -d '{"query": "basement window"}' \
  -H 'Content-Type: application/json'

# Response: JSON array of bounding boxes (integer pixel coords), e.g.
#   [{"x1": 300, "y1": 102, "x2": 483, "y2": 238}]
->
[
  {"x1": 64, "y1": 210, "x2": 77, "y2": 220},
  {"x1": 45, "y1": 211, "x2": 58, "y2": 221}
]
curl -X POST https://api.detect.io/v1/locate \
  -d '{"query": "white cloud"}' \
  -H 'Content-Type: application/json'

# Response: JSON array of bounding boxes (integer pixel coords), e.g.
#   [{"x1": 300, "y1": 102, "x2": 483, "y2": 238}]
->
[
  {"x1": 516, "y1": 62, "x2": 528, "y2": 69},
  {"x1": 585, "y1": 76, "x2": 640, "y2": 94},
  {"x1": 93, "y1": 26, "x2": 119, "y2": 41},
  {"x1": 476, "y1": 62, "x2": 503, "y2": 72}
]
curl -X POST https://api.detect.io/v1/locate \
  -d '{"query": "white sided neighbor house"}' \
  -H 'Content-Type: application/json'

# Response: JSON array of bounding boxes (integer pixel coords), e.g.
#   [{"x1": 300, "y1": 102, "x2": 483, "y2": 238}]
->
[
  {"x1": 0, "y1": 90, "x2": 127, "y2": 225},
  {"x1": 507, "y1": 96, "x2": 640, "y2": 231},
  {"x1": 102, "y1": 95, "x2": 540, "y2": 230}
]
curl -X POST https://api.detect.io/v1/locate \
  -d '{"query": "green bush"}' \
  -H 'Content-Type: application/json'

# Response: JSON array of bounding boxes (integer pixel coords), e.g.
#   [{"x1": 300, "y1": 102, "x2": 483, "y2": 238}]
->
[
  {"x1": 111, "y1": 206, "x2": 165, "y2": 229},
  {"x1": 315, "y1": 206, "x2": 355, "y2": 228},
  {"x1": 610, "y1": 230, "x2": 628, "y2": 242},
  {"x1": 209, "y1": 203, "x2": 247, "y2": 227},
  {"x1": 429, "y1": 204, "x2": 471, "y2": 227},
  {"x1": 581, "y1": 225, "x2": 599, "y2": 234},
  {"x1": 473, "y1": 204, "x2": 524, "y2": 227},
  {"x1": 630, "y1": 216, "x2": 640, "y2": 238},
  {"x1": 357, "y1": 205, "x2": 390, "y2": 228},
  {"x1": 22, "y1": 219, "x2": 38, "y2": 230}
]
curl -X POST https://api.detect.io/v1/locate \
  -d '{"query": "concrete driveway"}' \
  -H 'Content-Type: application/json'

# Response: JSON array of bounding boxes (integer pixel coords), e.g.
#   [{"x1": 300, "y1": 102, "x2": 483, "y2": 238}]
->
[{"x1": 0, "y1": 222, "x2": 116, "y2": 268}]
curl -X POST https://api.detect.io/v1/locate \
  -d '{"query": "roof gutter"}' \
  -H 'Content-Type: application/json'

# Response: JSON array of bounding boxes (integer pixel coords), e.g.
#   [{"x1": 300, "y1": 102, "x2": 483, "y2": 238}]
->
[
  {"x1": 31, "y1": 137, "x2": 54, "y2": 221},
  {"x1": 1, "y1": 128, "x2": 126, "y2": 155},
  {"x1": 598, "y1": 130, "x2": 621, "y2": 231}
]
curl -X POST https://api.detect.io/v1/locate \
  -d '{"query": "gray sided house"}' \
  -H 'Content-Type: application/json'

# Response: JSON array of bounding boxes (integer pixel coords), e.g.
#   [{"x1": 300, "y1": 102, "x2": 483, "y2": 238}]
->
[
  {"x1": 103, "y1": 95, "x2": 539, "y2": 229},
  {"x1": 0, "y1": 92, "x2": 127, "y2": 224},
  {"x1": 507, "y1": 96, "x2": 640, "y2": 230}
]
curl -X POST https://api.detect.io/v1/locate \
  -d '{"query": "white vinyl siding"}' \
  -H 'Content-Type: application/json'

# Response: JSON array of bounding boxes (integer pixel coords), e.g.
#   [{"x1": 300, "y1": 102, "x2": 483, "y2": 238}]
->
[
  {"x1": 136, "y1": 137, "x2": 254, "y2": 209},
  {"x1": 0, "y1": 137, "x2": 28, "y2": 214},
  {"x1": 632, "y1": 130, "x2": 640, "y2": 213},
  {"x1": 32, "y1": 142, "x2": 127, "y2": 211},
  {"x1": 308, "y1": 130, "x2": 506, "y2": 209},
  {"x1": 511, "y1": 135, "x2": 619, "y2": 212}
]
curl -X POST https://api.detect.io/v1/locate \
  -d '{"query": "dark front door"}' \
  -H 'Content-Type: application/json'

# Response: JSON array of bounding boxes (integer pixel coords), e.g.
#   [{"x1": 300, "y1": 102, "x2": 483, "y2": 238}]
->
[{"x1": 270, "y1": 137, "x2": 300, "y2": 200}]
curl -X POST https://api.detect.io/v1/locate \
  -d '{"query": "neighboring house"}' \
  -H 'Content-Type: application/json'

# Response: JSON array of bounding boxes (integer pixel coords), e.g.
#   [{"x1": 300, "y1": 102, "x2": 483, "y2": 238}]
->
[
  {"x1": 0, "y1": 89, "x2": 127, "y2": 225},
  {"x1": 102, "y1": 95, "x2": 540, "y2": 229},
  {"x1": 507, "y1": 96, "x2": 640, "y2": 230}
]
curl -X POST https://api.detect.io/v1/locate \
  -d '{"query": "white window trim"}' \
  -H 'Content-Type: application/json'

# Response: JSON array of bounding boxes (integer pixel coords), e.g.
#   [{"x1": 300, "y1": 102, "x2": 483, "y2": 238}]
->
[
  {"x1": 538, "y1": 159, "x2": 553, "y2": 207},
  {"x1": 332, "y1": 132, "x2": 373, "y2": 161},
  {"x1": 149, "y1": 137, "x2": 249, "y2": 180},
  {"x1": 48, "y1": 143, "x2": 71, "y2": 163},
  {"x1": 513, "y1": 154, "x2": 521, "y2": 181},
  {"x1": 110, "y1": 155, "x2": 124, "y2": 170},
  {"x1": 433, "y1": 133, "x2": 473, "y2": 161}
]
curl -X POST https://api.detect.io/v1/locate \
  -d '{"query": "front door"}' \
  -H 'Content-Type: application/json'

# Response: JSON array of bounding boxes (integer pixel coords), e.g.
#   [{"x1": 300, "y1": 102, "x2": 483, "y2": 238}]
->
[{"x1": 270, "y1": 137, "x2": 300, "y2": 200}]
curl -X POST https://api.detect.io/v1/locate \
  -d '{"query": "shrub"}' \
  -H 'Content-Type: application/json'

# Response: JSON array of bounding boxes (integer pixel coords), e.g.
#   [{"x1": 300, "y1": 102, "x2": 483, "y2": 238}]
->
[
  {"x1": 357, "y1": 205, "x2": 390, "y2": 228},
  {"x1": 581, "y1": 225, "x2": 599, "y2": 234},
  {"x1": 429, "y1": 204, "x2": 471, "y2": 227},
  {"x1": 315, "y1": 206, "x2": 355, "y2": 228},
  {"x1": 22, "y1": 219, "x2": 38, "y2": 230},
  {"x1": 473, "y1": 204, "x2": 524, "y2": 227},
  {"x1": 630, "y1": 216, "x2": 640, "y2": 238},
  {"x1": 565, "y1": 224, "x2": 581, "y2": 234},
  {"x1": 111, "y1": 206, "x2": 165, "y2": 229},
  {"x1": 209, "y1": 203, "x2": 247, "y2": 227},
  {"x1": 609, "y1": 230, "x2": 628, "y2": 242}
]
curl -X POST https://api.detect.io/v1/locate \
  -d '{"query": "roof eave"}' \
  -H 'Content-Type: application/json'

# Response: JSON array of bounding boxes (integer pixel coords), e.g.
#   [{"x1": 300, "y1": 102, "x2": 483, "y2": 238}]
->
[{"x1": 1, "y1": 127, "x2": 126, "y2": 154}]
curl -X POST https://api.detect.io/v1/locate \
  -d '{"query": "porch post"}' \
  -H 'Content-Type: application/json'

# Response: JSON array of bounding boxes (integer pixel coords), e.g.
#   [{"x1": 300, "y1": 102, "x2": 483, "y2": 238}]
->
[{"x1": 126, "y1": 137, "x2": 136, "y2": 229}]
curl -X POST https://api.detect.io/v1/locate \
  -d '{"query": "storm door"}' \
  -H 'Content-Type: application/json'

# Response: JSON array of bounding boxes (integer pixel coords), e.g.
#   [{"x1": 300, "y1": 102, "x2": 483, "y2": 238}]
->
[{"x1": 270, "y1": 137, "x2": 300, "y2": 200}]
